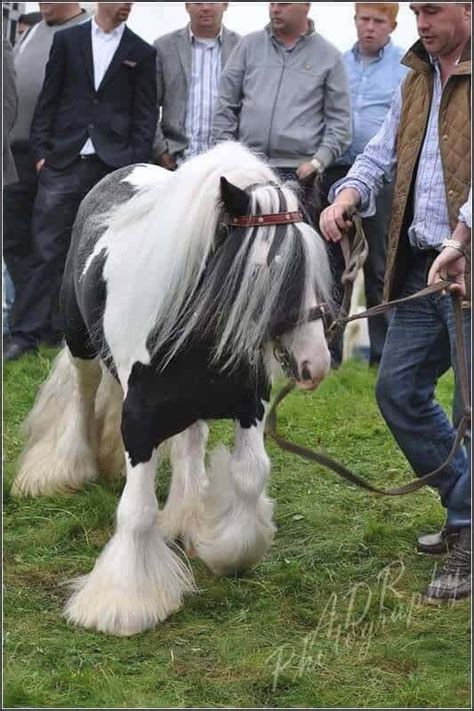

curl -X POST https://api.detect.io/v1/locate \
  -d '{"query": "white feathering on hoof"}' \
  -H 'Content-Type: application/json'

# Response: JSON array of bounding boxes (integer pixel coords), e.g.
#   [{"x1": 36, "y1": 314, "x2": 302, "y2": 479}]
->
[
  {"x1": 193, "y1": 445, "x2": 275, "y2": 576},
  {"x1": 63, "y1": 524, "x2": 195, "y2": 636},
  {"x1": 11, "y1": 349, "x2": 101, "y2": 497}
]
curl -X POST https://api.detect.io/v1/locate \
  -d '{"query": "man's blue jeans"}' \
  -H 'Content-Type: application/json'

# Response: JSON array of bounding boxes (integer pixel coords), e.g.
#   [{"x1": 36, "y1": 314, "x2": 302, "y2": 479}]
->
[{"x1": 375, "y1": 252, "x2": 471, "y2": 528}]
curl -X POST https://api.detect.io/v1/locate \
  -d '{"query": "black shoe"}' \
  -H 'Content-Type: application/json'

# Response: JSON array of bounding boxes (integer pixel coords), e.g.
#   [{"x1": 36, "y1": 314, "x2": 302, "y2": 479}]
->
[
  {"x1": 423, "y1": 527, "x2": 471, "y2": 603},
  {"x1": 3, "y1": 339, "x2": 38, "y2": 362},
  {"x1": 417, "y1": 523, "x2": 460, "y2": 555}
]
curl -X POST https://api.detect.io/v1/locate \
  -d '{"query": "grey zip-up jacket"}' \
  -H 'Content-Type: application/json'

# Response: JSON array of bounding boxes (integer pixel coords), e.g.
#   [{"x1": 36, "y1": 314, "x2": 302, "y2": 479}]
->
[{"x1": 212, "y1": 21, "x2": 352, "y2": 169}]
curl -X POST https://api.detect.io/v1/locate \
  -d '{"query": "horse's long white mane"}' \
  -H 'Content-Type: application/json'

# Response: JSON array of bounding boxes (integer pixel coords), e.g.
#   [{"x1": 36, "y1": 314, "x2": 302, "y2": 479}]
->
[{"x1": 98, "y1": 142, "x2": 331, "y2": 370}]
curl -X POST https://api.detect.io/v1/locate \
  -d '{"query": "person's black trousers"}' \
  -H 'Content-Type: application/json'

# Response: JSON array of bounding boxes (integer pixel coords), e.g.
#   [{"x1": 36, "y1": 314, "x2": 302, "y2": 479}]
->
[
  {"x1": 9, "y1": 155, "x2": 111, "y2": 347},
  {"x1": 3, "y1": 145, "x2": 38, "y2": 298}
]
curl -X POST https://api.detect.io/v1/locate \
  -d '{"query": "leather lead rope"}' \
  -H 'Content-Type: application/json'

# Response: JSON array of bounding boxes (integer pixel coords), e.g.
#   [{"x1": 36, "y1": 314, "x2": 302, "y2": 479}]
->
[{"x1": 326, "y1": 209, "x2": 368, "y2": 346}]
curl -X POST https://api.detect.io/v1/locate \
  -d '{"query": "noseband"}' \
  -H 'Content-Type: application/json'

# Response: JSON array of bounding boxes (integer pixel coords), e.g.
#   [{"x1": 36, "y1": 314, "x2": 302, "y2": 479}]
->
[{"x1": 222, "y1": 208, "x2": 331, "y2": 379}]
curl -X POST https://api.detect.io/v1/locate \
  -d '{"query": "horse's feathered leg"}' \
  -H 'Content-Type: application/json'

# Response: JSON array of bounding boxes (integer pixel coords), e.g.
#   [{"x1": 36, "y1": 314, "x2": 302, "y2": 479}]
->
[
  {"x1": 159, "y1": 420, "x2": 209, "y2": 552},
  {"x1": 194, "y1": 415, "x2": 275, "y2": 576},
  {"x1": 11, "y1": 349, "x2": 101, "y2": 497},
  {"x1": 64, "y1": 374, "x2": 195, "y2": 636}
]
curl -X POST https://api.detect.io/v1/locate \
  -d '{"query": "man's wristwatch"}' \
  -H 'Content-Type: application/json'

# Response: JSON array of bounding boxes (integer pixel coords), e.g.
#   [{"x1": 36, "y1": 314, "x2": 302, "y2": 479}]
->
[
  {"x1": 310, "y1": 158, "x2": 323, "y2": 174},
  {"x1": 441, "y1": 238, "x2": 467, "y2": 256}
]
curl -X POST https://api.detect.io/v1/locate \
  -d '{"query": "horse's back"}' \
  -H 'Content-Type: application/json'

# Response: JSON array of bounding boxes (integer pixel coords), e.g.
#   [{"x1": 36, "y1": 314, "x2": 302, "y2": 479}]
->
[
  {"x1": 60, "y1": 163, "x2": 170, "y2": 361},
  {"x1": 67, "y1": 163, "x2": 169, "y2": 280}
]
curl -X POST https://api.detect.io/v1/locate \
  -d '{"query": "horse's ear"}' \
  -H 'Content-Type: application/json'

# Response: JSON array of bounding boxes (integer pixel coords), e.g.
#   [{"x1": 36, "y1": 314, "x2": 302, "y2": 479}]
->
[{"x1": 220, "y1": 177, "x2": 251, "y2": 217}]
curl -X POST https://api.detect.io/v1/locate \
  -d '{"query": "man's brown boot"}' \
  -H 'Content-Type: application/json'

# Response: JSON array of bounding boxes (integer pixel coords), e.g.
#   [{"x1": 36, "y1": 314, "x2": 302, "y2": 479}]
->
[{"x1": 424, "y1": 527, "x2": 471, "y2": 603}]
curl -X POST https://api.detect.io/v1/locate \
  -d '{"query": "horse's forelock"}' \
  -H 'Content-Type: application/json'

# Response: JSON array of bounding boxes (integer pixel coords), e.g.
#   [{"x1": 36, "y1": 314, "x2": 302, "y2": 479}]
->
[{"x1": 161, "y1": 178, "x2": 331, "y2": 373}]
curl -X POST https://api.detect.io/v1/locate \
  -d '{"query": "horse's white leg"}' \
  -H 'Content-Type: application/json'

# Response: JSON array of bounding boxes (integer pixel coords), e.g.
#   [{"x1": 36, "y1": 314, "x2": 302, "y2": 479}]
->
[
  {"x1": 64, "y1": 446, "x2": 195, "y2": 636},
  {"x1": 159, "y1": 421, "x2": 209, "y2": 551},
  {"x1": 195, "y1": 415, "x2": 275, "y2": 576},
  {"x1": 11, "y1": 349, "x2": 101, "y2": 497},
  {"x1": 95, "y1": 364, "x2": 126, "y2": 479}
]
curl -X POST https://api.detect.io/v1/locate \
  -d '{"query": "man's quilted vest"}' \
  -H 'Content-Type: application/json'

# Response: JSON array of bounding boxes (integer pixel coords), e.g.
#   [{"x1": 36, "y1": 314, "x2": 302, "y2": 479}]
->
[{"x1": 384, "y1": 38, "x2": 471, "y2": 303}]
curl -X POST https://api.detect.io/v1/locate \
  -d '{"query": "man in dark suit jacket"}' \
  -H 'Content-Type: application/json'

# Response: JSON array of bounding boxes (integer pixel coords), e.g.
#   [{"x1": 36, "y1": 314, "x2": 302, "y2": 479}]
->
[
  {"x1": 4, "y1": 2, "x2": 157, "y2": 362},
  {"x1": 153, "y1": 2, "x2": 240, "y2": 170}
]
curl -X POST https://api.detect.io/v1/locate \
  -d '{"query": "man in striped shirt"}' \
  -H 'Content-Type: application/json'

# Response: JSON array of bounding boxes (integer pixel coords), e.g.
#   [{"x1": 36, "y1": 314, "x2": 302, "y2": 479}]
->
[{"x1": 153, "y1": 3, "x2": 240, "y2": 170}]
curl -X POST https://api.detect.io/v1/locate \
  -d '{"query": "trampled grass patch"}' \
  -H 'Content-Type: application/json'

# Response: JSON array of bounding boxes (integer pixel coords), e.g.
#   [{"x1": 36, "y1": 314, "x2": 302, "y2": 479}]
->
[{"x1": 3, "y1": 350, "x2": 470, "y2": 708}]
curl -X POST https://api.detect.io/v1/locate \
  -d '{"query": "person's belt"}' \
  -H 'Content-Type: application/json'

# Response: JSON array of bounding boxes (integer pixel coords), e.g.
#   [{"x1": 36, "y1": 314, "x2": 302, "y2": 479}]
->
[{"x1": 79, "y1": 154, "x2": 101, "y2": 161}]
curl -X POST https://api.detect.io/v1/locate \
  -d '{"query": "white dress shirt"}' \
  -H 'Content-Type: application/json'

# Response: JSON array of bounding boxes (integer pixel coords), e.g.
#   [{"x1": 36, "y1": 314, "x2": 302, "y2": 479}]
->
[{"x1": 81, "y1": 18, "x2": 125, "y2": 155}]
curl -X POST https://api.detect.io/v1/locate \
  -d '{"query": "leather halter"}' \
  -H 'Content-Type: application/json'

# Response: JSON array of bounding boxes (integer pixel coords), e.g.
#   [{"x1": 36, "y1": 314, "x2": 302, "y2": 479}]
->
[
  {"x1": 223, "y1": 211, "x2": 304, "y2": 228},
  {"x1": 222, "y1": 206, "x2": 329, "y2": 377}
]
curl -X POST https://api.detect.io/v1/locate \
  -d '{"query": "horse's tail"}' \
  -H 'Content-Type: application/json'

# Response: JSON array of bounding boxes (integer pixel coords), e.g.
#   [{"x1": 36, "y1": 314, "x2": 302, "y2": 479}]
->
[{"x1": 11, "y1": 348, "x2": 105, "y2": 497}]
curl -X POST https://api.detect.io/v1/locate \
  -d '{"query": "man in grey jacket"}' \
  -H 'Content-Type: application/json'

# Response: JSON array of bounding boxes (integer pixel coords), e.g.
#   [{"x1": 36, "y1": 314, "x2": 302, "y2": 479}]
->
[
  {"x1": 213, "y1": 3, "x2": 351, "y2": 195},
  {"x1": 153, "y1": 2, "x2": 240, "y2": 170}
]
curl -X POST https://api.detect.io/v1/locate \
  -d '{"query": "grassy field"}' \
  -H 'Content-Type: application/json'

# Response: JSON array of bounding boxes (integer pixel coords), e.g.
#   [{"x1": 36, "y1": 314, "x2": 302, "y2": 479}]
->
[{"x1": 3, "y1": 349, "x2": 470, "y2": 709}]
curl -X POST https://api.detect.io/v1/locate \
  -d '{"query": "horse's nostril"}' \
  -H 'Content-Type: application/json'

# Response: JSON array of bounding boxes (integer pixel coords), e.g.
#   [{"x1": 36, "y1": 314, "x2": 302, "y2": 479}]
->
[{"x1": 301, "y1": 361, "x2": 312, "y2": 381}]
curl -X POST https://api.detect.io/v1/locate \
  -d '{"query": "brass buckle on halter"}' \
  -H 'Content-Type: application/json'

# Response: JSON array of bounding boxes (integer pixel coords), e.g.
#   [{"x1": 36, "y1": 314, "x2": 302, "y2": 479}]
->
[{"x1": 273, "y1": 340, "x2": 298, "y2": 380}]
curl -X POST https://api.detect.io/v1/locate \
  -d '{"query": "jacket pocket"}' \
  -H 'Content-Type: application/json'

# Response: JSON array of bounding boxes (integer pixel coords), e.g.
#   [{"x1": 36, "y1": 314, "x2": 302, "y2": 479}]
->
[{"x1": 110, "y1": 115, "x2": 129, "y2": 137}]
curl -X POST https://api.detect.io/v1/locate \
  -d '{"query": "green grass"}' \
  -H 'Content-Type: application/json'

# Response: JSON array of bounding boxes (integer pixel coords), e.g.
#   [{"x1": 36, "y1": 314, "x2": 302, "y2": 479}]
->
[{"x1": 3, "y1": 350, "x2": 470, "y2": 708}]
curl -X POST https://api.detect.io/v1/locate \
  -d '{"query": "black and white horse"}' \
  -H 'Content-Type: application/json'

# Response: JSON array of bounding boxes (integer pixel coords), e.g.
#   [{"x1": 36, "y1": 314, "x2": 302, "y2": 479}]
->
[{"x1": 12, "y1": 142, "x2": 332, "y2": 636}]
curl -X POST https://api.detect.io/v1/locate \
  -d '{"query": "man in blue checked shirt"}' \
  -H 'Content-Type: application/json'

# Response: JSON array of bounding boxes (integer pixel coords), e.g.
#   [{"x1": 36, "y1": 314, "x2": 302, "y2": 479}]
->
[
  {"x1": 318, "y1": 2, "x2": 408, "y2": 369},
  {"x1": 320, "y1": 3, "x2": 471, "y2": 604}
]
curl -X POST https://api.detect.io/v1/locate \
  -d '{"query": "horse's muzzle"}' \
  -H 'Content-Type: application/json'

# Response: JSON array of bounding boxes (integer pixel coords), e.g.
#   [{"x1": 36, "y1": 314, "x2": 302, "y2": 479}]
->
[{"x1": 295, "y1": 374, "x2": 325, "y2": 391}]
